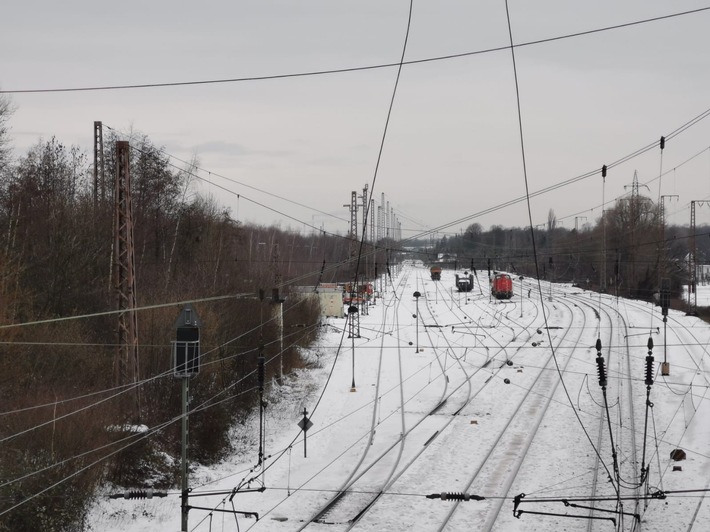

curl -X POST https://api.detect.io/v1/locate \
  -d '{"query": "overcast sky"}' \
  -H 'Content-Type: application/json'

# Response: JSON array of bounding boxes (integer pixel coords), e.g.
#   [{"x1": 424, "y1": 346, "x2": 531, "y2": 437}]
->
[{"x1": 2, "y1": 1, "x2": 710, "y2": 238}]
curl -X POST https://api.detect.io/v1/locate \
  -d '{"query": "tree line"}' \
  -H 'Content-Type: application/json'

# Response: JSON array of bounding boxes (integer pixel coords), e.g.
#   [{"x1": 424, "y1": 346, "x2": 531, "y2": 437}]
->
[{"x1": 433, "y1": 204, "x2": 705, "y2": 305}]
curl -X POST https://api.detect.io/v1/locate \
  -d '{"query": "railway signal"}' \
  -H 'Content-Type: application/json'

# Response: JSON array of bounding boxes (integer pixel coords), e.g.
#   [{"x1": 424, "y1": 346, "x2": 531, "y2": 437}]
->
[
  {"x1": 298, "y1": 408, "x2": 314, "y2": 457},
  {"x1": 172, "y1": 304, "x2": 202, "y2": 532}
]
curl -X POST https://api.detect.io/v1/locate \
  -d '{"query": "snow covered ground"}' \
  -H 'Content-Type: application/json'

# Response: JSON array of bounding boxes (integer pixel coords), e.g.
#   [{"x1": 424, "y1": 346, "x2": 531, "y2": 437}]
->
[{"x1": 87, "y1": 262, "x2": 710, "y2": 531}]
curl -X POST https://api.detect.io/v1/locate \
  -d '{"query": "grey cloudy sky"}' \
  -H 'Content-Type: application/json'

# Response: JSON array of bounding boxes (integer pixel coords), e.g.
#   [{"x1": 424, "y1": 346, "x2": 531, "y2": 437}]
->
[{"x1": 2, "y1": 0, "x2": 710, "y2": 238}]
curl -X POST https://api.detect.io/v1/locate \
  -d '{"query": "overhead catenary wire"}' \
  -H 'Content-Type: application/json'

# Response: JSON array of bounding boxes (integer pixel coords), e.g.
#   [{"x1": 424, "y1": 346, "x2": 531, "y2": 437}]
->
[
  {"x1": 503, "y1": 0, "x2": 619, "y2": 502},
  {"x1": 0, "y1": 302, "x2": 315, "y2": 449},
  {"x1": 4, "y1": 10, "x2": 710, "y2": 528},
  {"x1": 0, "y1": 380, "x2": 264, "y2": 520},
  {"x1": 202, "y1": 6, "x2": 416, "y2": 517},
  {"x1": 0, "y1": 16, "x2": 708, "y2": 273},
  {"x1": 1, "y1": 6, "x2": 708, "y2": 94},
  {"x1": 25, "y1": 270, "x2": 704, "y2": 524},
  {"x1": 0, "y1": 324, "x2": 317, "y2": 503},
  {"x1": 99, "y1": 102, "x2": 710, "y2": 292},
  {"x1": 103, "y1": 124, "x2": 350, "y2": 227},
  {"x1": 16, "y1": 270, "x2": 696, "y2": 512}
]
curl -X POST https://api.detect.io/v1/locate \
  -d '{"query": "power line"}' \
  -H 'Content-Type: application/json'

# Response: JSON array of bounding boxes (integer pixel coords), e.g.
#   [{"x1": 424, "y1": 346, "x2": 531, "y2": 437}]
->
[
  {"x1": 504, "y1": 0, "x2": 617, "y2": 497},
  {"x1": 103, "y1": 124, "x2": 349, "y2": 226},
  {"x1": 1, "y1": 7, "x2": 708, "y2": 94}
]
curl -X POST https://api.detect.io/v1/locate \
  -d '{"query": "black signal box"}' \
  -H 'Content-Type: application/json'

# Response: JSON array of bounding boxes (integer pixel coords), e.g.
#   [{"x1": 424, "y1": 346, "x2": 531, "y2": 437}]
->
[{"x1": 174, "y1": 304, "x2": 201, "y2": 377}]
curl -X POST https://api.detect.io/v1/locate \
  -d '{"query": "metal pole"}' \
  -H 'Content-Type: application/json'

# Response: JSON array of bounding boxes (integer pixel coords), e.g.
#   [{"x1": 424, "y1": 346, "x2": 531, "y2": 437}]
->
[
  {"x1": 664, "y1": 317, "x2": 668, "y2": 365},
  {"x1": 413, "y1": 291, "x2": 421, "y2": 352},
  {"x1": 348, "y1": 305, "x2": 358, "y2": 391},
  {"x1": 181, "y1": 377, "x2": 189, "y2": 532},
  {"x1": 351, "y1": 333, "x2": 356, "y2": 391},
  {"x1": 416, "y1": 299, "x2": 419, "y2": 352},
  {"x1": 601, "y1": 166, "x2": 607, "y2": 292},
  {"x1": 279, "y1": 301, "x2": 284, "y2": 383}
]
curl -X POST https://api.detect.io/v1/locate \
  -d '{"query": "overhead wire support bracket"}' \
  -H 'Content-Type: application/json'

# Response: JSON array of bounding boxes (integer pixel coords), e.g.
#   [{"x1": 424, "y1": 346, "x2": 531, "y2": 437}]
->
[
  {"x1": 514, "y1": 508, "x2": 615, "y2": 526},
  {"x1": 188, "y1": 505, "x2": 259, "y2": 520},
  {"x1": 513, "y1": 493, "x2": 617, "y2": 526},
  {"x1": 561, "y1": 499, "x2": 639, "y2": 523}
]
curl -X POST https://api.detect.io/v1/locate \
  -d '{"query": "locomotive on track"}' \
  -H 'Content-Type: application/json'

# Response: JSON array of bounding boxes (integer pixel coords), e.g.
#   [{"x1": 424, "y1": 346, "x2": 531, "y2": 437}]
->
[
  {"x1": 430, "y1": 266, "x2": 442, "y2": 281},
  {"x1": 455, "y1": 272, "x2": 474, "y2": 292},
  {"x1": 490, "y1": 273, "x2": 513, "y2": 299}
]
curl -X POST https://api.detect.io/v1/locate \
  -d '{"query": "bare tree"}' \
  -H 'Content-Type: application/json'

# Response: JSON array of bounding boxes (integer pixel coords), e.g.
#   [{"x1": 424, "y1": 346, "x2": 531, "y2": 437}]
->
[
  {"x1": 547, "y1": 208, "x2": 557, "y2": 232},
  {"x1": 0, "y1": 93, "x2": 15, "y2": 173}
]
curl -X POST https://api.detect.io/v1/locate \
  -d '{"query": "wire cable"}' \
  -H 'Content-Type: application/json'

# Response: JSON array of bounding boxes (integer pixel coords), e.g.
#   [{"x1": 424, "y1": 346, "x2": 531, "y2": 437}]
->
[
  {"x1": 503, "y1": 0, "x2": 618, "y2": 498},
  {"x1": 1, "y1": 6, "x2": 708, "y2": 94}
]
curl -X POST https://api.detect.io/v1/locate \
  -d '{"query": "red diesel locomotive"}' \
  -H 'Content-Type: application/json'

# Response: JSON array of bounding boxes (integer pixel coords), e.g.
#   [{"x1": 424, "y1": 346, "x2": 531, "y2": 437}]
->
[{"x1": 490, "y1": 273, "x2": 513, "y2": 300}]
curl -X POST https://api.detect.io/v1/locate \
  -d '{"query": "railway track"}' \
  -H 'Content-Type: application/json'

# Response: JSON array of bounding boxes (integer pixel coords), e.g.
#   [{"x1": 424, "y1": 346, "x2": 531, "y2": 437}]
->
[
  {"x1": 438, "y1": 295, "x2": 587, "y2": 531},
  {"x1": 227, "y1": 267, "x2": 709, "y2": 532},
  {"x1": 606, "y1": 297, "x2": 710, "y2": 530},
  {"x1": 294, "y1": 266, "x2": 482, "y2": 530},
  {"x1": 298, "y1": 267, "x2": 553, "y2": 531},
  {"x1": 565, "y1": 290, "x2": 642, "y2": 531}
]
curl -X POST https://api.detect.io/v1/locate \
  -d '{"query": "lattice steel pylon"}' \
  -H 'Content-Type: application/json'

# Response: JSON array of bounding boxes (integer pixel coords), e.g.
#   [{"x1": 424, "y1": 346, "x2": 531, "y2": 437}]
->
[
  {"x1": 361, "y1": 184, "x2": 368, "y2": 242},
  {"x1": 114, "y1": 141, "x2": 140, "y2": 416},
  {"x1": 346, "y1": 190, "x2": 361, "y2": 335},
  {"x1": 688, "y1": 201, "x2": 698, "y2": 315},
  {"x1": 380, "y1": 192, "x2": 385, "y2": 242},
  {"x1": 349, "y1": 190, "x2": 358, "y2": 255},
  {"x1": 93, "y1": 121, "x2": 105, "y2": 209},
  {"x1": 369, "y1": 198, "x2": 375, "y2": 244},
  {"x1": 271, "y1": 241, "x2": 282, "y2": 287},
  {"x1": 347, "y1": 302, "x2": 360, "y2": 339}
]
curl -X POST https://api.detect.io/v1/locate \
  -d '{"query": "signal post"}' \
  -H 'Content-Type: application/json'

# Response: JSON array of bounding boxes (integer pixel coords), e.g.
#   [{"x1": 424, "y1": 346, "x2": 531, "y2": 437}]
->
[{"x1": 173, "y1": 304, "x2": 202, "y2": 532}]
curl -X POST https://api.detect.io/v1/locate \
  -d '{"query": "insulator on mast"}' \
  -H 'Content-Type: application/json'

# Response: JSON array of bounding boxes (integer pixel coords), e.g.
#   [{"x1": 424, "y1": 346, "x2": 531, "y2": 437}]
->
[
  {"x1": 645, "y1": 337, "x2": 655, "y2": 386},
  {"x1": 426, "y1": 492, "x2": 485, "y2": 501},
  {"x1": 596, "y1": 356, "x2": 607, "y2": 388},
  {"x1": 594, "y1": 338, "x2": 606, "y2": 387},
  {"x1": 109, "y1": 489, "x2": 167, "y2": 500}
]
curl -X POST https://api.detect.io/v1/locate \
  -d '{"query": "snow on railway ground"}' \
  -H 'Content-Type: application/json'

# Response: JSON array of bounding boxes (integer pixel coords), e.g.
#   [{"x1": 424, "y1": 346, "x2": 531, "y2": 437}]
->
[{"x1": 88, "y1": 262, "x2": 710, "y2": 531}]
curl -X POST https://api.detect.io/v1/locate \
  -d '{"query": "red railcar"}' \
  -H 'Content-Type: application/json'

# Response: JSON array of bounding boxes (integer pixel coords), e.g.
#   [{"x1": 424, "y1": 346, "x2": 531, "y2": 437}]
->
[
  {"x1": 343, "y1": 282, "x2": 373, "y2": 304},
  {"x1": 490, "y1": 273, "x2": 513, "y2": 299},
  {"x1": 430, "y1": 266, "x2": 442, "y2": 281}
]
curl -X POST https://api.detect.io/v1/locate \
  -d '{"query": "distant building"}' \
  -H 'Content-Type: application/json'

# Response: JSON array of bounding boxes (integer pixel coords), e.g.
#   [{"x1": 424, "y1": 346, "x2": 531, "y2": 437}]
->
[
  {"x1": 698, "y1": 264, "x2": 710, "y2": 285},
  {"x1": 317, "y1": 283, "x2": 344, "y2": 318}
]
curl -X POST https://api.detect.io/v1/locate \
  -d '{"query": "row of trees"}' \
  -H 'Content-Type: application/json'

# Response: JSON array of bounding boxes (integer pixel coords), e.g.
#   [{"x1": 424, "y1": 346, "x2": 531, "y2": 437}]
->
[
  {"x1": 0, "y1": 98, "x2": 367, "y2": 530},
  {"x1": 435, "y1": 202, "x2": 704, "y2": 303}
]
